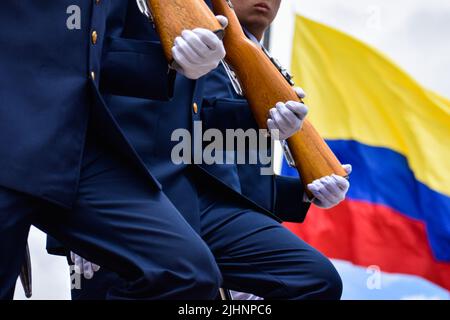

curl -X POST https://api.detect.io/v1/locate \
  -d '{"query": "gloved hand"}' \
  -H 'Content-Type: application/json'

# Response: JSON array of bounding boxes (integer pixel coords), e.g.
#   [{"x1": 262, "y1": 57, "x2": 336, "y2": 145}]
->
[
  {"x1": 172, "y1": 15, "x2": 228, "y2": 80},
  {"x1": 267, "y1": 87, "x2": 308, "y2": 140},
  {"x1": 307, "y1": 164, "x2": 352, "y2": 209},
  {"x1": 70, "y1": 252, "x2": 100, "y2": 280}
]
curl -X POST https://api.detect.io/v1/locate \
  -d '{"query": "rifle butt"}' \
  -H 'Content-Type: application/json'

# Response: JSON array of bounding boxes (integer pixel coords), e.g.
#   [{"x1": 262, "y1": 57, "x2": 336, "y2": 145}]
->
[{"x1": 288, "y1": 124, "x2": 348, "y2": 198}]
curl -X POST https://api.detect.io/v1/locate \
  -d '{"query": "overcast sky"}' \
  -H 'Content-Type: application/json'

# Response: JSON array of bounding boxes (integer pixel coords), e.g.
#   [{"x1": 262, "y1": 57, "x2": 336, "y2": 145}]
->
[
  {"x1": 14, "y1": 0, "x2": 450, "y2": 300},
  {"x1": 275, "y1": 0, "x2": 450, "y2": 96}
]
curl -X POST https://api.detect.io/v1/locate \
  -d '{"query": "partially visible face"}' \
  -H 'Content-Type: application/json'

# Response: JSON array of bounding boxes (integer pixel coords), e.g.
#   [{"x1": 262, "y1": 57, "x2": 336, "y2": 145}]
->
[{"x1": 232, "y1": 0, "x2": 282, "y2": 33}]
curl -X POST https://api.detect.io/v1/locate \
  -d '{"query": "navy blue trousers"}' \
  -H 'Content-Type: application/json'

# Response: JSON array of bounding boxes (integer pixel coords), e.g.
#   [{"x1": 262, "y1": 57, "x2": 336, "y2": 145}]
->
[
  {"x1": 0, "y1": 127, "x2": 222, "y2": 300},
  {"x1": 69, "y1": 170, "x2": 343, "y2": 300}
]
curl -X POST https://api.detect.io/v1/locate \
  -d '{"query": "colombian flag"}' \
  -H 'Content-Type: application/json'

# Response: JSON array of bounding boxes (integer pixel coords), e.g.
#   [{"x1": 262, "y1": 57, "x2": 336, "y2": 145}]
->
[{"x1": 282, "y1": 16, "x2": 450, "y2": 291}]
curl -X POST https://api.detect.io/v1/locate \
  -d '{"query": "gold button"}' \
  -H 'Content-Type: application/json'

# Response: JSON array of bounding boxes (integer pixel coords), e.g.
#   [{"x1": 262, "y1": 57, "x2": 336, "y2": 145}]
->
[
  {"x1": 90, "y1": 71, "x2": 96, "y2": 81},
  {"x1": 91, "y1": 30, "x2": 98, "y2": 45},
  {"x1": 193, "y1": 102, "x2": 198, "y2": 114},
  {"x1": 95, "y1": 0, "x2": 101, "y2": 4}
]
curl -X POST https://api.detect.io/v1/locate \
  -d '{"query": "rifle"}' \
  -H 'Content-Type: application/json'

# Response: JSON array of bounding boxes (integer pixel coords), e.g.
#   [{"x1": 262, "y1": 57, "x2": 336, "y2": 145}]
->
[
  {"x1": 137, "y1": 0, "x2": 347, "y2": 196},
  {"x1": 137, "y1": 0, "x2": 225, "y2": 67},
  {"x1": 211, "y1": 0, "x2": 347, "y2": 196}
]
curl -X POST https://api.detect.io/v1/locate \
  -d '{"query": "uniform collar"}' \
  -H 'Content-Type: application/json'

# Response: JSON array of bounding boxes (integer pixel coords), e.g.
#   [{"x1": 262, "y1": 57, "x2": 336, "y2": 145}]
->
[{"x1": 243, "y1": 28, "x2": 262, "y2": 46}]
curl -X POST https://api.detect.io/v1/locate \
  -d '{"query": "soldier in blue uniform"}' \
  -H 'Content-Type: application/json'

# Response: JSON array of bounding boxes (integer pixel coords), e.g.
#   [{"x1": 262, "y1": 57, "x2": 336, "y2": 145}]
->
[
  {"x1": 0, "y1": 0, "x2": 229, "y2": 299},
  {"x1": 50, "y1": 0, "x2": 352, "y2": 300}
]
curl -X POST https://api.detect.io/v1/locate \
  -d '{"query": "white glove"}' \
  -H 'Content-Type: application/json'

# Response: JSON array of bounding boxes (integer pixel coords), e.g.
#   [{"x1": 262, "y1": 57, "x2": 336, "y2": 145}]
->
[
  {"x1": 172, "y1": 15, "x2": 228, "y2": 80},
  {"x1": 307, "y1": 164, "x2": 352, "y2": 209},
  {"x1": 71, "y1": 252, "x2": 100, "y2": 280},
  {"x1": 267, "y1": 87, "x2": 308, "y2": 140}
]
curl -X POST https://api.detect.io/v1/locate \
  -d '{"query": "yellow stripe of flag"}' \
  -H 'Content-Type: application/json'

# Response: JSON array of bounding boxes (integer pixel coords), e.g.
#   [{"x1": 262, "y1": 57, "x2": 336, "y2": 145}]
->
[{"x1": 292, "y1": 16, "x2": 450, "y2": 195}]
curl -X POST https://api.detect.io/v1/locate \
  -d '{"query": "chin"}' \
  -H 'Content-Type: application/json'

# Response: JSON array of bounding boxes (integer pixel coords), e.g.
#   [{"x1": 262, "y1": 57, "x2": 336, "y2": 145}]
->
[{"x1": 246, "y1": 15, "x2": 271, "y2": 30}]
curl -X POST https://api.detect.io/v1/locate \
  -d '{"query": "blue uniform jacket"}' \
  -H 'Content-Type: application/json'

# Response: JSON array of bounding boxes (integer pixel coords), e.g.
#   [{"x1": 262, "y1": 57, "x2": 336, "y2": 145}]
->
[
  {"x1": 47, "y1": 0, "x2": 310, "y2": 255},
  {"x1": 0, "y1": 1, "x2": 169, "y2": 208},
  {"x1": 101, "y1": 1, "x2": 310, "y2": 226},
  {"x1": 200, "y1": 65, "x2": 311, "y2": 223}
]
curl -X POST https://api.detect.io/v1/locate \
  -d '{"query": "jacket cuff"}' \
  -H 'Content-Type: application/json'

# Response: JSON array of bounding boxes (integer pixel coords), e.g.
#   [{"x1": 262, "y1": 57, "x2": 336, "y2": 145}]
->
[
  {"x1": 274, "y1": 175, "x2": 311, "y2": 223},
  {"x1": 100, "y1": 37, "x2": 175, "y2": 100}
]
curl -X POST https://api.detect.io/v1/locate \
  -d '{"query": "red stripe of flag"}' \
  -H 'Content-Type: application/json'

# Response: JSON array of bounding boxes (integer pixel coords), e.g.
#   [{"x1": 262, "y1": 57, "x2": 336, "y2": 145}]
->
[{"x1": 284, "y1": 199, "x2": 450, "y2": 290}]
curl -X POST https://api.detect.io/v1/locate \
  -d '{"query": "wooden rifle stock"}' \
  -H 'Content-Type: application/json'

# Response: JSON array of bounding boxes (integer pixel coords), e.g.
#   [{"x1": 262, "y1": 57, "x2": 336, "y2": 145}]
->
[
  {"x1": 145, "y1": 0, "x2": 224, "y2": 65},
  {"x1": 211, "y1": 0, "x2": 347, "y2": 196}
]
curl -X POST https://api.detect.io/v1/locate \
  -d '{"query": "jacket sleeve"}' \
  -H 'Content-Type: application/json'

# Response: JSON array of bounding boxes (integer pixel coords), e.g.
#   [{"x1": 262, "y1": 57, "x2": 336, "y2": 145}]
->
[{"x1": 273, "y1": 175, "x2": 311, "y2": 223}]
